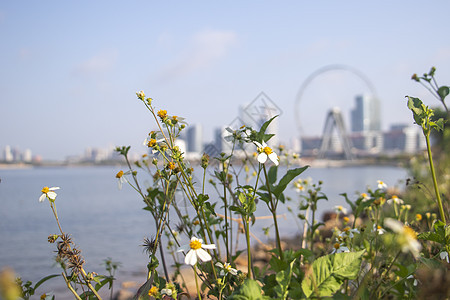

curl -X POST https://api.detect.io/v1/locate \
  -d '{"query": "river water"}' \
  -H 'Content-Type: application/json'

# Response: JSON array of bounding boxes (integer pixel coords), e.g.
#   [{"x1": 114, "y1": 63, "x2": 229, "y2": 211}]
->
[{"x1": 0, "y1": 164, "x2": 408, "y2": 298}]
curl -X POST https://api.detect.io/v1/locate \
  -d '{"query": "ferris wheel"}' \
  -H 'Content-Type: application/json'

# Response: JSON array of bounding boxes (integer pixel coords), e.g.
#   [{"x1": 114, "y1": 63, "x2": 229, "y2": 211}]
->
[{"x1": 294, "y1": 64, "x2": 378, "y2": 137}]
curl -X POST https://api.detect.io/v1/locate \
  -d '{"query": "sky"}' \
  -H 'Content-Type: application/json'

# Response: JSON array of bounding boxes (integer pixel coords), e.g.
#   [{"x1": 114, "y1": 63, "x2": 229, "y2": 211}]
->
[{"x1": 1, "y1": 1, "x2": 450, "y2": 160}]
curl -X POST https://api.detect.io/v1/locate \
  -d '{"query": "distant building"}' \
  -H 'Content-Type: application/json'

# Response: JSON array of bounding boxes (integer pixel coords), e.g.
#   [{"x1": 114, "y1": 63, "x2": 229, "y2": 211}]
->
[
  {"x1": 350, "y1": 94, "x2": 383, "y2": 153},
  {"x1": 384, "y1": 124, "x2": 426, "y2": 154},
  {"x1": 186, "y1": 124, "x2": 203, "y2": 153},
  {"x1": 351, "y1": 94, "x2": 381, "y2": 133},
  {"x1": 23, "y1": 149, "x2": 32, "y2": 163},
  {"x1": 3, "y1": 145, "x2": 13, "y2": 162}
]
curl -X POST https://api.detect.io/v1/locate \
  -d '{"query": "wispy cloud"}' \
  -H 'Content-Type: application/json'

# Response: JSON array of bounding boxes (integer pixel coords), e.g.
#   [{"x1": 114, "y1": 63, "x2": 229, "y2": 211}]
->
[
  {"x1": 73, "y1": 49, "x2": 119, "y2": 76},
  {"x1": 156, "y1": 29, "x2": 237, "y2": 82}
]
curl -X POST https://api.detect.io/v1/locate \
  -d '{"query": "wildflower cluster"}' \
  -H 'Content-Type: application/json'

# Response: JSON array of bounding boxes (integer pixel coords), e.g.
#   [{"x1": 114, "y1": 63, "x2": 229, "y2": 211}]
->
[{"x1": 26, "y1": 68, "x2": 450, "y2": 300}]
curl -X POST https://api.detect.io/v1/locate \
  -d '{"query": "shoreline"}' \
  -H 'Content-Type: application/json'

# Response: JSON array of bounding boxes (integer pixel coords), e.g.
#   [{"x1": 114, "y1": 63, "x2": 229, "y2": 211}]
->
[{"x1": 0, "y1": 157, "x2": 407, "y2": 170}]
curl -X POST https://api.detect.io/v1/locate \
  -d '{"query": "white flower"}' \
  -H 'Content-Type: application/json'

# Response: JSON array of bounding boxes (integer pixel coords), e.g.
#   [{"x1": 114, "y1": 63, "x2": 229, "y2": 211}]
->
[
  {"x1": 338, "y1": 227, "x2": 359, "y2": 238},
  {"x1": 39, "y1": 186, "x2": 60, "y2": 202},
  {"x1": 373, "y1": 224, "x2": 386, "y2": 235},
  {"x1": 254, "y1": 141, "x2": 279, "y2": 166},
  {"x1": 115, "y1": 170, "x2": 128, "y2": 190},
  {"x1": 334, "y1": 205, "x2": 348, "y2": 215},
  {"x1": 177, "y1": 237, "x2": 216, "y2": 266},
  {"x1": 384, "y1": 218, "x2": 422, "y2": 257},
  {"x1": 331, "y1": 242, "x2": 350, "y2": 254},
  {"x1": 387, "y1": 195, "x2": 404, "y2": 205},
  {"x1": 224, "y1": 127, "x2": 238, "y2": 142},
  {"x1": 407, "y1": 275, "x2": 418, "y2": 286},
  {"x1": 216, "y1": 262, "x2": 238, "y2": 276},
  {"x1": 360, "y1": 193, "x2": 371, "y2": 202},
  {"x1": 440, "y1": 251, "x2": 449, "y2": 263},
  {"x1": 377, "y1": 180, "x2": 387, "y2": 190},
  {"x1": 161, "y1": 288, "x2": 172, "y2": 296}
]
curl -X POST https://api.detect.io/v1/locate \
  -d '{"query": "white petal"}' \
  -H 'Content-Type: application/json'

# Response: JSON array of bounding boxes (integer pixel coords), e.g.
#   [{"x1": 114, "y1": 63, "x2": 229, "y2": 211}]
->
[
  {"x1": 117, "y1": 180, "x2": 123, "y2": 190},
  {"x1": 224, "y1": 135, "x2": 233, "y2": 142},
  {"x1": 47, "y1": 191, "x2": 57, "y2": 199},
  {"x1": 39, "y1": 194, "x2": 46, "y2": 202},
  {"x1": 215, "y1": 262, "x2": 224, "y2": 268},
  {"x1": 185, "y1": 249, "x2": 197, "y2": 265},
  {"x1": 49, "y1": 187, "x2": 60, "y2": 191},
  {"x1": 384, "y1": 218, "x2": 403, "y2": 233},
  {"x1": 201, "y1": 243, "x2": 216, "y2": 250},
  {"x1": 196, "y1": 248, "x2": 212, "y2": 262},
  {"x1": 257, "y1": 153, "x2": 268, "y2": 164},
  {"x1": 268, "y1": 153, "x2": 279, "y2": 165},
  {"x1": 229, "y1": 268, "x2": 238, "y2": 275}
]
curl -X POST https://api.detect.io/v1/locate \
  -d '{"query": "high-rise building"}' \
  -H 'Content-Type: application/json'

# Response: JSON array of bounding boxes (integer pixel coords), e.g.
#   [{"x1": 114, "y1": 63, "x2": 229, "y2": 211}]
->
[
  {"x1": 350, "y1": 94, "x2": 383, "y2": 152},
  {"x1": 186, "y1": 124, "x2": 203, "y2": 153},
  {"x1": 351, "y1": 94, "x2": 381, "y2": 133}
]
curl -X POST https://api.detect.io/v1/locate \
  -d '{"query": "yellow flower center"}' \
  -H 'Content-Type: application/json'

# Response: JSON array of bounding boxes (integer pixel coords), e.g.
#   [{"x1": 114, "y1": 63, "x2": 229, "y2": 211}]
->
[
  {"x1": 334, "y1": 243, "x2": 341, "y2": 249},
  {"x1": 224, "y1": 263, "x2": 231, "y2": 271},
  {"x1": 343, "y1": 227, "x2": 350, "y2": 232},
  {"x1": 157, "y1": 110, "x2": 167, "y2": 119},
  {"x1": 167, "y1": 162, "x2": 176, "y2": 170},
  {"x1": 148, "y1": 286, "x2": 158, "y2": 296},
  {"x1": 337, "y1": 205, "x2": 343, "y2": 211},
  {"x1": 193, "y1": 220, "x2": 200, "y2": 225},
  {"x1": 416, "y1": 214, "x2": 422, "y2": 221},
  {"x1": 116, "y1": 171, "x2": 124, "y2": 178},
  {"x1": 377, "y1": 225, "x2": 382, "y2": 230},
  {"x1": 189, "y1": 239, "x2": 202, "y2": 250},
  {"x1": 361, "y1": 193, "x2": 368, "y2": 198},
  {"x1": 41, "y1": 186, "x2": 49, "y2": 194},
  {"x1": 147, "y1": 139, "x2": 157, "y2": 147},
  {"x1": 172, "y1": 115, "x2": 178, "y2": 121},
  {"x1": 263, "y1": 146, "x2": 273, "y2": 155},
  {"x1": 343, "y1": 217, "x2": 350, "y2": 223},
  {"x1": 403, "y1": 226, "x2": 417, "y2": 240}
]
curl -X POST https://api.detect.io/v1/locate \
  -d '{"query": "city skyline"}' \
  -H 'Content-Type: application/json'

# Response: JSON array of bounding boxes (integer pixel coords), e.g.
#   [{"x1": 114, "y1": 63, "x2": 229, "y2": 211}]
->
[
  {"x1": 1, "y1": 1, "x2": 450, "y2": 160},
  {"x1": 1, "y1": 93, "x2": 423, "y2": 163}
]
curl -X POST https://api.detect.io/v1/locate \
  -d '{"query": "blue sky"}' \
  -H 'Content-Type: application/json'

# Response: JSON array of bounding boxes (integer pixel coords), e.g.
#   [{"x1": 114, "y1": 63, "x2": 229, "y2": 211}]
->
[{"x1": 1, "y1": 1, "x2": 450, "y2": 160}]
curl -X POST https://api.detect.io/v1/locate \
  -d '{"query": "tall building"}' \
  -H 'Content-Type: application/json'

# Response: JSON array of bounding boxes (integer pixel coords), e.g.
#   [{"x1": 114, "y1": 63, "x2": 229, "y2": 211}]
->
[
  {"x1": 186, "y1": 124, "x2": 203, "y2": 153},
  {"x1": 351, "y1": 94, "x2": 381, "y2": 133},
  {"x1": 350, "y1": 94, "x2": 383, "y2": 152}
]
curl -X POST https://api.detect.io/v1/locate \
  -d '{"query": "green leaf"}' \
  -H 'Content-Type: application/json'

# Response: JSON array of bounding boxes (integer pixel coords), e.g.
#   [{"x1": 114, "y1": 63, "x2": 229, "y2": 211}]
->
[
  {"x1": 431, "y1": 118, "x2": 445, "y2": 132},
  {"x1": 274, "y1": 259, "x2": 296, "y2": 300},
  {"x1": 228, "y1": 279, "x2": 270, "y2": 300},
  {"x1": 418, "y1": 231, "x2": 444, "y2": 244},
  {"x1": 438, "y1": 86, "x2": 449, "y2": 100},
  {"x1": 33, "y1": 274, "x2": 59, "y2": 291},
  {"x1": 340, "y1": 193, "x2": 356, "y2": 212},
  {"x1": 257, "y1": 116, "x2": 278, "y2": 143},
  {"x1": 133, "y1": 271, "x2": 155, "y2": 300},
  {"x1": 302, "y1": 250, "x2": 364, "y2": 298},
  {"x1": 273, "y1": 166, "x2": 309, "y2": 199},
  {"x1": 406, "y1": 96, "x2": 426, "y2": 126},
  {"x1": 204, "y1": 202, "x2": 217, "y2": 216},
  {"x1": 268, "y1": 165, "x2": 278, "y2": 185}
]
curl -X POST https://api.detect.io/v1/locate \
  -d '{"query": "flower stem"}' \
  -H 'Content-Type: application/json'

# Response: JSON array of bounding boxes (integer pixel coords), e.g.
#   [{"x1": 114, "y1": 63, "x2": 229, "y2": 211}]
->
[
  {"x1": 194, "y1": 265, "x2": 202, "y2": 300},
  {"x1": 262, "y1": 165, "x2": 283, "y2": 260},
  {"x1": 425, "y1": 133, "x2": 446, "y2": 223},
  {"x1": 245, "y1": 217, "x2": 252, "y2": 279}
]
